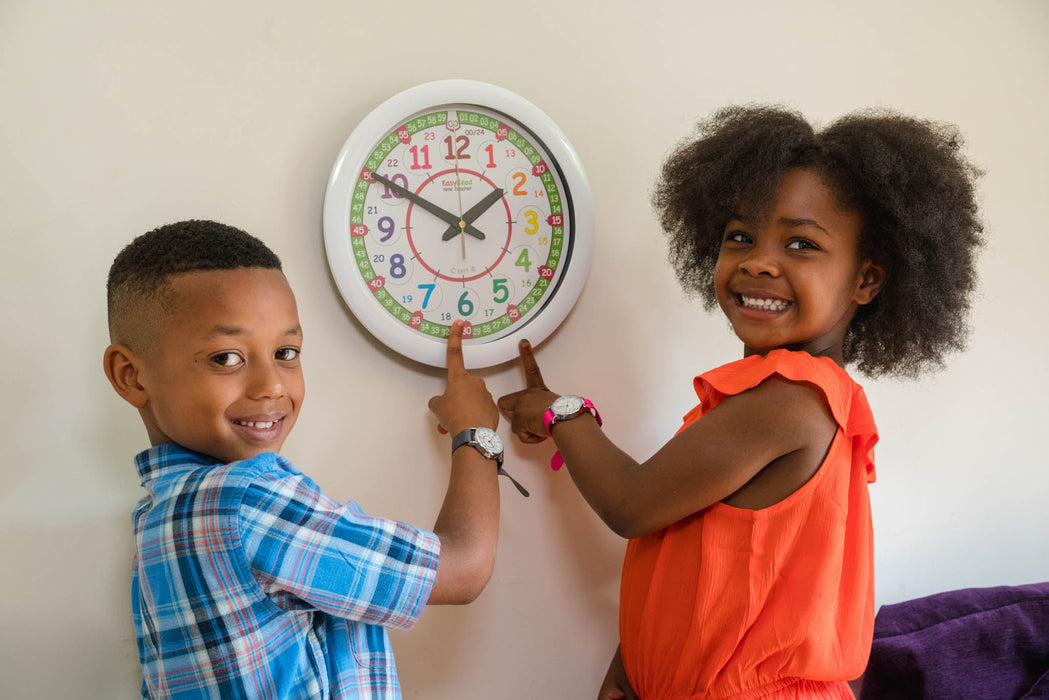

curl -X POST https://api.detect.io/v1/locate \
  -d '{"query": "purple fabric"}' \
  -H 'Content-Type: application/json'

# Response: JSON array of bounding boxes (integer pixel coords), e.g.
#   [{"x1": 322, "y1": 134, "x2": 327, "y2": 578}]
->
[{"x1": 860, "y1": 581, "x2": 1049, "y2": 699}]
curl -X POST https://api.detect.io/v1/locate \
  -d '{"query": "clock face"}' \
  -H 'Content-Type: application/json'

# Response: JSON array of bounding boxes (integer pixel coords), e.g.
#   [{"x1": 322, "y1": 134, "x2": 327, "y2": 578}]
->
[{"x1": 323, "y1": 80, "x2": 593, "y2": 369}]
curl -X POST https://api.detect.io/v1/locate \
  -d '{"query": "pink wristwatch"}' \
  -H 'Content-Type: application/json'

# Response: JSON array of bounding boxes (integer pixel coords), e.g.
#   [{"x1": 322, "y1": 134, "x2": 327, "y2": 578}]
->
[{"x1": 542, "y1": 395, "x2": 602, "y2": 471}]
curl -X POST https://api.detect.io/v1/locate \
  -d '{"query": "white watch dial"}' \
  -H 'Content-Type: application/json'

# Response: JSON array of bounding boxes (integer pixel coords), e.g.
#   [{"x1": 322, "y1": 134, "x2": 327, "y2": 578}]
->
[
  {"x1": 551, "y1": 395, "x2": 585, "y2": 417},
  {"x1": 474, "y1": 426, "x2": 503, "y2": 455}
]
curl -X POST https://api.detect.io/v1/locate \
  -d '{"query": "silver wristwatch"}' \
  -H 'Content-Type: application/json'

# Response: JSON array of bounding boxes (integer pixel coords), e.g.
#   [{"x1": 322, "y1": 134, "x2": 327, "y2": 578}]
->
[
  {"x1": 451, "y1": 427, "x2": 504, "y2": 465},
  {"x1": 450, "y1": 427, "x2": 528, "y2": 497}
]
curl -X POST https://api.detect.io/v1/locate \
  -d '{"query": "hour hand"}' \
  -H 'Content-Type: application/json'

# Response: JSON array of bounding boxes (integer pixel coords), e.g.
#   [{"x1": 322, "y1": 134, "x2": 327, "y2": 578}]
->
[
  {"x1": 370, "y1": 171, "x2": 486, "y2": 240},
  {"x1": 442, "y1": 188, "x2": 505, "y2": 241}
]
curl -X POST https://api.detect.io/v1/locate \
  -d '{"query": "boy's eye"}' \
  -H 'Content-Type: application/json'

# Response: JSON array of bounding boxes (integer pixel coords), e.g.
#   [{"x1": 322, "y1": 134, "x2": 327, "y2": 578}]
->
[
  {"x1": 275, "y1": 347, "x2": 300, "y2": 362},
  {"x1": 211, "y1": 352, "x2": 243, "y2": 368},
  {"x1": 786, "y1": 239, "x2": 818, "y2": 251}
]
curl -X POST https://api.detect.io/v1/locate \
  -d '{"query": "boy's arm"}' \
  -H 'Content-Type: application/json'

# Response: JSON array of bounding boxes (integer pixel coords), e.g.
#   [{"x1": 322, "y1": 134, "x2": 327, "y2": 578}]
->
[{"x1": 425, "y1": 321, "x2": 501, "y2": 605}]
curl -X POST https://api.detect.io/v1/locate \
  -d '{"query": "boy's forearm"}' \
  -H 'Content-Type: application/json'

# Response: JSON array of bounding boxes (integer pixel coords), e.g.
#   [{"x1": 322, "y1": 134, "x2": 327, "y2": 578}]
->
[{"x1": 427, "y1": 448, "x2": 500, "y2": 605}]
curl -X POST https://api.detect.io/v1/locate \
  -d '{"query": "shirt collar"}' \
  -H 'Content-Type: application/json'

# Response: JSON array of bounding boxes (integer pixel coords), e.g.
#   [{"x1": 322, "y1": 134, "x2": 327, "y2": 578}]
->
[{"x1": 134, "y1": 443, "x2": 221, "y2": 486}]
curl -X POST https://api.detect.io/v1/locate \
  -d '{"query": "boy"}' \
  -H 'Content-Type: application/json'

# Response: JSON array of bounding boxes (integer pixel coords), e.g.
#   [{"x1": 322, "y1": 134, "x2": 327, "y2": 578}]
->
[{"x1": 103, "y1": 219, "x2": 505, "y2": 698}]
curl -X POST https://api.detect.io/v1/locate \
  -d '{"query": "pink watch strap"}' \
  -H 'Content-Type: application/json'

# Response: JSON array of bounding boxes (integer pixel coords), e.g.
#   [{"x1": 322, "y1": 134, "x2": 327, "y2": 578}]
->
[{"x1": 544, "y1": 397, "x2": 601, "y2": 471}]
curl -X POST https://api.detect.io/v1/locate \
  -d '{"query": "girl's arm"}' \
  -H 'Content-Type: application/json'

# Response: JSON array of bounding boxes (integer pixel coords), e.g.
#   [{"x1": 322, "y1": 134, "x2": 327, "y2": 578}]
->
[
  {"x1": 498, "y1": 342, "x2": 837, "y2": 539},
  {"x1": 597, "y1": 645, "x2": 637, "y2": 700}
]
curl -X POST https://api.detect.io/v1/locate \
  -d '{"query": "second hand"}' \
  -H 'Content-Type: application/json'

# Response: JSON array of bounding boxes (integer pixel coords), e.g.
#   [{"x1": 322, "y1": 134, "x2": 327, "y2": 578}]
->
[{"x1": 451, "y1": 117, "x2": 467, "y2": 259}]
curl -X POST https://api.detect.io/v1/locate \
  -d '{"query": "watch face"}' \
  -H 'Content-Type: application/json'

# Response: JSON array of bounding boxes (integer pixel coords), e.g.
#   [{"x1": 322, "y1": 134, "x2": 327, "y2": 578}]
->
[
  {"x1": 551, "y1": 395, "x2": 584, "y2": 417},
  {"x1": 474, "y1": 426, "x2": 503, "y2": 455},
  {"x1": 324, "y1": 81, "x2": 593, "y2": 369}
]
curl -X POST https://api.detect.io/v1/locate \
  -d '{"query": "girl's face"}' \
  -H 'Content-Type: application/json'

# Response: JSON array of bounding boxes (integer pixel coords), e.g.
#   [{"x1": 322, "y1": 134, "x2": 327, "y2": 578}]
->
[{"x1": 713, "y1": 168, "x2": 883, "y2": 363}]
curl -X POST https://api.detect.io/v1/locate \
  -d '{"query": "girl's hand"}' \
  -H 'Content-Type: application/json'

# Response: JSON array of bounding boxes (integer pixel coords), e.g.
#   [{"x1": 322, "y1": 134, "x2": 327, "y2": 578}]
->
[
  {"x1": 428, "y1": 321, "x2": 499, "y2": 435},
  {"x1": 497, "y1": 339, "x2": 559, "y2": 444},
  {"x1": 597, "y1": 646, "x2": 638, "y2": 700}
]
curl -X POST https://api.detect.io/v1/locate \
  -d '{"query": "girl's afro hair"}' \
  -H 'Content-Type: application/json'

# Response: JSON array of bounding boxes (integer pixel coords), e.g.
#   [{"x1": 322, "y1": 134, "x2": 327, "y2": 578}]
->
[{"x1": 653, "y1": 105, "x2": 984, "y2": 378}]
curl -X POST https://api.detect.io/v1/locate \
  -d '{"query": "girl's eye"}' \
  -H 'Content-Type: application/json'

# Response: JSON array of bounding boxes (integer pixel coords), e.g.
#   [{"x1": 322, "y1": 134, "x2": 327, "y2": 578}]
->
[
  {"x1": 787, "y1": 239, "x2": 818, "y2": 251},
  {"x1": 275, "y1": 347, "x2": 300, "y2": 362},
  {"x1": 212, "y1": 352, "x2": 243, "y2": 368},
  {"x1": 724, "y1": 230, "x2": 751, "y2": 244}
]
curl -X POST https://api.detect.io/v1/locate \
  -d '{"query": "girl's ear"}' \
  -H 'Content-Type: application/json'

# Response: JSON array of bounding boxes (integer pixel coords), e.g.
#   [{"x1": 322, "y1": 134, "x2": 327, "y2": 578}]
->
[
  {"x1": 103, "y1": 344, "x2": 149, "y2": 409},
  {"x1": 855, "y1": 262, "x2": 885, "y2": 306}
]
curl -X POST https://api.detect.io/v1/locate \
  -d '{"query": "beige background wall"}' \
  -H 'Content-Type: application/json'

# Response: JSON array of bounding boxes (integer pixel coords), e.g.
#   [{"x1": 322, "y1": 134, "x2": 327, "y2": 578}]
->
[{"x1": 2, "y1": 1, "x2": 1047, "y2": 697}]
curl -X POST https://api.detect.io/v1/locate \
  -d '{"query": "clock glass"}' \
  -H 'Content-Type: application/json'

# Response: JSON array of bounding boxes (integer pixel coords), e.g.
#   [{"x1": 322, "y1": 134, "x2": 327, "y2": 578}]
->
[{"x1": 324, "y1": 81, "x2": 593, "y2": 368}]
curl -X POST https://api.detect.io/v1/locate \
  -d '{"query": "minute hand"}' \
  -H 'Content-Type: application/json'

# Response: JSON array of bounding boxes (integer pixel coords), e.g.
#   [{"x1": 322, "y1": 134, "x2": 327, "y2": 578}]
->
[
  {"x1": 370, "y1": 172, "x2": 485, "y2": 240},
  {"x1": 442, "y1": 188, "x2": 505, "y2": 241}
]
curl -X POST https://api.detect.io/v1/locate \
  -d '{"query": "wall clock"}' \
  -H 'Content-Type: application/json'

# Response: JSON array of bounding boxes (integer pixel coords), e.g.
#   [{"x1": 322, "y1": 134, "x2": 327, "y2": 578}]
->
[{"x1": 323, "y1": 80, "x2": 594, "y2": 369}]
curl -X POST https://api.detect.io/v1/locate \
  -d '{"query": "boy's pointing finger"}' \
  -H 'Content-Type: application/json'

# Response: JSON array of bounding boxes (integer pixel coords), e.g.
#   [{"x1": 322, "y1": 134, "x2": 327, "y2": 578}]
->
[{"x1": 445, "y1": 320, "x2": 467, "y2": 375}]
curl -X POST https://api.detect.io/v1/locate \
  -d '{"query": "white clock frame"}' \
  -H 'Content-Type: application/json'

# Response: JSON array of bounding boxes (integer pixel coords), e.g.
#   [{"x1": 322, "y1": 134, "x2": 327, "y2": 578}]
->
[{"x1": 322, "y1": 79, "x2": 594, "y2": 369}]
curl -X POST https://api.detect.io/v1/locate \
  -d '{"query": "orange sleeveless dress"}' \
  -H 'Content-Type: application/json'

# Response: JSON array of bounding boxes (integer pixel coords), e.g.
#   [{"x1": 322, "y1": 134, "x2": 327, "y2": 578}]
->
[{"x1": 619, "y1": 350, "x2": 878, "y2": 700}]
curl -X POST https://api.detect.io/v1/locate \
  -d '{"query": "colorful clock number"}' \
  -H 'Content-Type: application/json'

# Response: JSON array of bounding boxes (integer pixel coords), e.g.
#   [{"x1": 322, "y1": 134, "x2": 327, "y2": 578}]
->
[
  {"x1": 443, "y1": 135, "x2": 470, "y2": 161},
  {"x1": 492, "y1": 278, "x2": 510, "y2": 304},
  {"x1": 457, "y1": 290, "x2": 477, "y2": 318},
  {"x1": 377, "y1": 216, "x2": 396, "y2": 243},
  {"x1": 408, "y1": 144, "x2": 432, "y2": 170},
  {"x1": 418, "y1": 283, "x2": 436, "y2": 309},
  {"x1": 388, "y1": 253, "x2": 407, "y2": 279},
  {"x1": 482, "y1": 143, "x2": 498, "y2": 169},
  {"x1": 381, "y1": 173, "x2": 408, "y2": 200},
  {"x1": 522, "y1": 209, "x2": 541, "y2": 235},
  {"x1": 515, "y1": 247, "x2": 533, "y2": 273},
  {"x1": 510, "y1": 171, "x2": 528, "y2": 197}
]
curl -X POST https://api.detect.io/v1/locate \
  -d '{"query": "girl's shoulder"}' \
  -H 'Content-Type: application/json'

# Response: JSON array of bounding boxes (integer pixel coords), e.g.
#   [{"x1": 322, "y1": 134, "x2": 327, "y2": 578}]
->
[{"x1": 693, "y1": 349, "x2": 875, "y2": 439}]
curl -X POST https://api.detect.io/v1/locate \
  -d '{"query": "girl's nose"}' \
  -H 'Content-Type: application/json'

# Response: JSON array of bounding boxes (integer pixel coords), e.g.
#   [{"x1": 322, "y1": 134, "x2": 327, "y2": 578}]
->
[{"x1": 739, "y1": 243, "x2": 780, "y2": 277}]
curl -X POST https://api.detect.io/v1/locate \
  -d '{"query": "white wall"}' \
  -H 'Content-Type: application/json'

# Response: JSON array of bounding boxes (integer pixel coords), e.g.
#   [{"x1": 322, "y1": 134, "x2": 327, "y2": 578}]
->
[{"x1": 2, "y1": 1, "x2": 1046, "y2": 697}]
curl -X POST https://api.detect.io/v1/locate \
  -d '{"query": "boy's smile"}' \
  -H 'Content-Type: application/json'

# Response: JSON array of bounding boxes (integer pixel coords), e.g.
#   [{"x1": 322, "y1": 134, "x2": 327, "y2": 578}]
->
[
  {"x1": 713, "y1": 168, "x2": 883, "y2": 362},
  {"x1": 134, "y1": 267, "x2": 304, "y2": 463}
]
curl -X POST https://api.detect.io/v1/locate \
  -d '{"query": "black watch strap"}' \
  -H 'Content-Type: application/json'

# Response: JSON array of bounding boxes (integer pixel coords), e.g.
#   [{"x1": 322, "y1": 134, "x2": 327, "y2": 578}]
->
[{"x1": 450, "y1": 428, "x2": 529, "y2": 498}]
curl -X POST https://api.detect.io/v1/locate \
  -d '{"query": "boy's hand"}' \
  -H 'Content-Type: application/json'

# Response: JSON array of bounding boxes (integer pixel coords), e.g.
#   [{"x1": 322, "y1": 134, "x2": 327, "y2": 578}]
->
[
  {"x1": 428, "y1": 321, "x2": 498, "y2": 435},
  {"x1": 497, "y1": 339, "x2": 559, "y2": 444}
]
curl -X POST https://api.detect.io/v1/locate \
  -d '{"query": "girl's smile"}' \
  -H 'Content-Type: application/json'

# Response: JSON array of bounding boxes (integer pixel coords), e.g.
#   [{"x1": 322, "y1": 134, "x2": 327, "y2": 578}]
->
[
  {"x1": 736, "y1": 294, "x2": 793, "y2": 315},
  {"x1": 714, "y1": 168, "x2": 883, "y2": 363}
]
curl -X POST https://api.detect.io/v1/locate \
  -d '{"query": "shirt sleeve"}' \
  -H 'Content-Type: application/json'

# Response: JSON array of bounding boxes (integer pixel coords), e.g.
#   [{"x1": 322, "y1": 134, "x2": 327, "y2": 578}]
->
[{"x1": 237, "y1": 461, "x2": 440, "y2": 631}]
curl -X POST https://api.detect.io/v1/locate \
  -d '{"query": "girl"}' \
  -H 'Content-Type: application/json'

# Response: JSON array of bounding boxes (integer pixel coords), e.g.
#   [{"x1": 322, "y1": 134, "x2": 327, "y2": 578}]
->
[{"x1": 498, "y1": 106, "x2": 983, "y2": 700}]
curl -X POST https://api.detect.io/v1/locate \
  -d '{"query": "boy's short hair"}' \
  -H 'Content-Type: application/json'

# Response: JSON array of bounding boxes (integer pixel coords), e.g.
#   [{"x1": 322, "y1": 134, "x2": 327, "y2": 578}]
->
[
  {"x1": 653, "y1": 105, "x2": 984, "y2": 378},
  {"x1": 107, "y1": 219, "x2": 282, "y2": 350}
]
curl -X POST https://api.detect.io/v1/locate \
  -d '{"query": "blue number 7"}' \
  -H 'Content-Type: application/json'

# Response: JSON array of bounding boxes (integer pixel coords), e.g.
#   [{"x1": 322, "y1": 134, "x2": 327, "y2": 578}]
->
[{"x1": 417, "y1": 283, "x2": 436, "y2": 309}]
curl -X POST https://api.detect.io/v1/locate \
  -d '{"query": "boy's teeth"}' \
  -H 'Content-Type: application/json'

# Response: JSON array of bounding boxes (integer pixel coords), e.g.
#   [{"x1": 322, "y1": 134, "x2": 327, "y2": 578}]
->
[
  {"x1": 741, "y1": 295, "x2": 790, "y2": 311},
  {"x1": 237, "y1": 420, "x2": 276, "y2": 429}
]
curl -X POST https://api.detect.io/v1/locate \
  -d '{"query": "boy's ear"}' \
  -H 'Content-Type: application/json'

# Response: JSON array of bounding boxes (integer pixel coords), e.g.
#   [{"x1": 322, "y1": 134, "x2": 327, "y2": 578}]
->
[
  {"x1": 103, "y1": 344, "x2": 149, "y2": 409},
  {"x1": 855, "y1": 262, "x2": 885, "y2": 306}
]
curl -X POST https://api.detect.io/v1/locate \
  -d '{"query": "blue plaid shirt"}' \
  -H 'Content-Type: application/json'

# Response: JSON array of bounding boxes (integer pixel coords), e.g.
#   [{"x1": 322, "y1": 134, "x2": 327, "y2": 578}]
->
[{"x1": 132, "y1": 444, "x2": 440, "y2": 699}]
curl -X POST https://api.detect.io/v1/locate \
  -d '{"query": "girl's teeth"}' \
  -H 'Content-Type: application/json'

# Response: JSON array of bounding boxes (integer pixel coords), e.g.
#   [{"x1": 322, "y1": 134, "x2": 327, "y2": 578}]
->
[{"x1": 742, "y1": 295, "x2": 790, "y2": 311}]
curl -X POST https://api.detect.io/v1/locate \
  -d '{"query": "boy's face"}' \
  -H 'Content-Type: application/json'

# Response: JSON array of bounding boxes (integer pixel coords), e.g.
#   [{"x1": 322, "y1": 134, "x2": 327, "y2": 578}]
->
[{"x1": 135, "y1": 268, "x2": 304, "y2": 463}]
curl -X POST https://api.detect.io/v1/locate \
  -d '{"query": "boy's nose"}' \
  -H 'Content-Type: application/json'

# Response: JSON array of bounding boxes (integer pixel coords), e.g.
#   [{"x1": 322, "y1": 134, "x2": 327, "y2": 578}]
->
[{"x1": 247, "y1": 362, "x2": 284, "y2": 399}]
